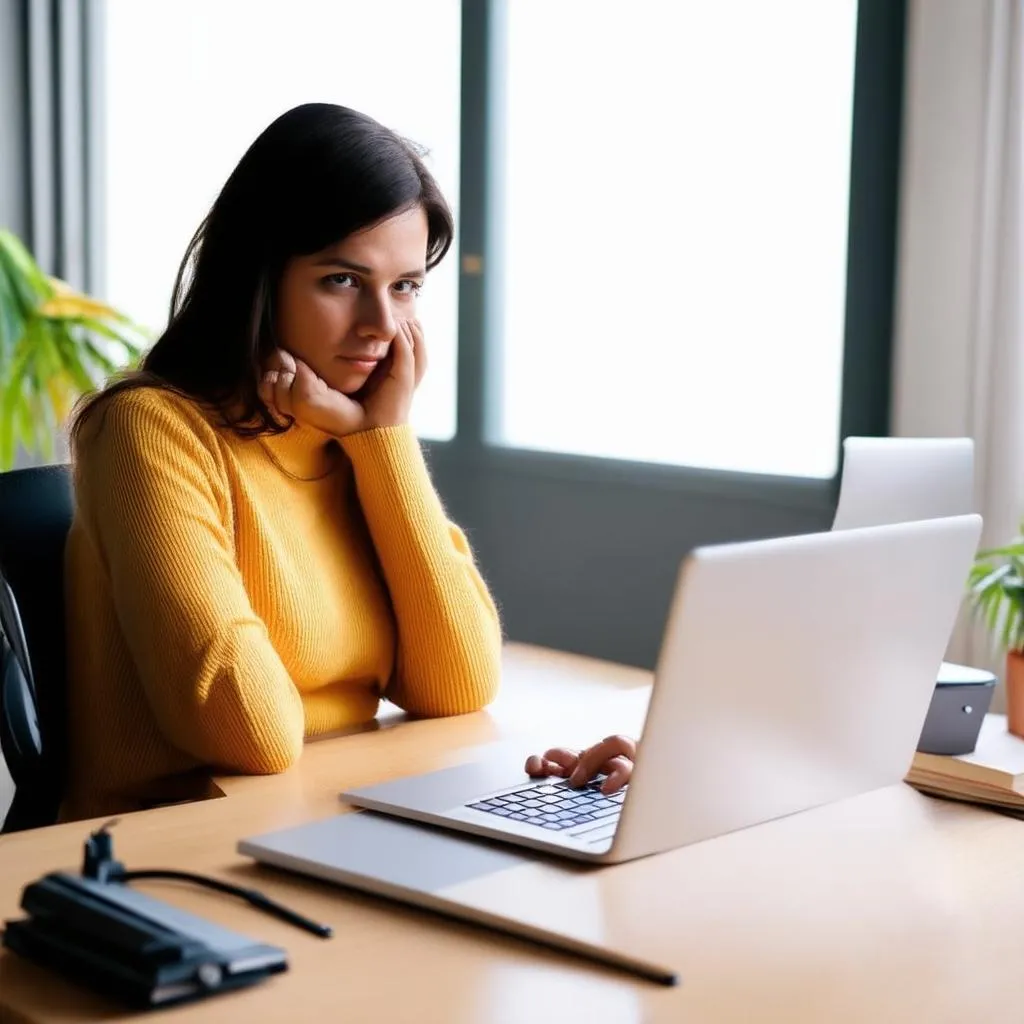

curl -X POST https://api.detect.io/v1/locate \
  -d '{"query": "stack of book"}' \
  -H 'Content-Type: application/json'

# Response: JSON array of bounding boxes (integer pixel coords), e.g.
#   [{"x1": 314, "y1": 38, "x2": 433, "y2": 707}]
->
[{"x1": 906, "y1": 714, "x2": 1024, "y2": 815}]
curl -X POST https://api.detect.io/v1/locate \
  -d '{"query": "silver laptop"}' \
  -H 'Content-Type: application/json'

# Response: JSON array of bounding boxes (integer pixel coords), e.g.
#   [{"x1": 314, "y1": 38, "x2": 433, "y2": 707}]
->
[
  {"x1": 833, "y1": 435, "x2": 977, "y2": 691},
  {"x1": 832, "y1": 436, "x2": 974, "y2": 530},
  {"x1": 341, "y1": 515, "x2": 982, "y2": 864}
]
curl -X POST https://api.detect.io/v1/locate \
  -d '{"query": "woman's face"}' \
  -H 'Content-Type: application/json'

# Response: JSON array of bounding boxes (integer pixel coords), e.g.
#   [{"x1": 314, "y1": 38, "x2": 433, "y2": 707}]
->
[{"x1": 276, "y1": 205, "x2": 429, "y2": 395}]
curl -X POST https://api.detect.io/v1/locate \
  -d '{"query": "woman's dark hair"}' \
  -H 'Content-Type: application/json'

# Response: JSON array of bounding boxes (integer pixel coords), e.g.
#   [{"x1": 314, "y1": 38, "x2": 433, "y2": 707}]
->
[{"x1": 71, "y1": 102, "x2": 454, "y2": 444}]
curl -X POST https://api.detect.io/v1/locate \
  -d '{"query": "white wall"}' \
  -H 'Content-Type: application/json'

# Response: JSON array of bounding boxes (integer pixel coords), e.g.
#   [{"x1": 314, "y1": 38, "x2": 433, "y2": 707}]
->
[
  {"x1": 0, "y1": 2, "x2": 27, "y2": 240},
  {"x1": 892, "y1": 0, "x2": 990, "y2": 442},
  {"x1": 892, "y1": 0, "x2": 1007, "y2": 680}
]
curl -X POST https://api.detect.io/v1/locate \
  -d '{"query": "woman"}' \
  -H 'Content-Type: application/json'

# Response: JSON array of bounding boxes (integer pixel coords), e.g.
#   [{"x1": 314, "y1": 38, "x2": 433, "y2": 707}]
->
[{"x1": 64, "y1": 103, "x2": 502, "y2": 820}]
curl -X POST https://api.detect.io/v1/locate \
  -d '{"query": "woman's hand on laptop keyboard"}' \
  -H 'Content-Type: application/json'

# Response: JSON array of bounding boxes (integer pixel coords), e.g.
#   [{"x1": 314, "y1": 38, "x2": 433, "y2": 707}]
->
[{"x1": 524, "y1": 735, "x2": 636, "y2": 794}]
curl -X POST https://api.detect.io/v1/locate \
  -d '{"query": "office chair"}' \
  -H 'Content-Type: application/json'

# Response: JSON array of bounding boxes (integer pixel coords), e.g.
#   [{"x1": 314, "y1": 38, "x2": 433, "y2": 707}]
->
[
  {"x1": 0, "y1": 578, "x2": 44, "y2": 832},
  {"x1": 0, "y1": 464, "x2": 75, "y2": 830}
]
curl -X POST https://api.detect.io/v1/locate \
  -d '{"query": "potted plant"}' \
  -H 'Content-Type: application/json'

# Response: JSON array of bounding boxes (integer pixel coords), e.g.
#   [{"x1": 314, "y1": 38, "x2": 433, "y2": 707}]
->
[
  {"x1": 0, "y1": 229, "x2": 146, "y2": 470},
  {"x1": 969, "y1": 528, "x2": 1024, "y2": 736}
]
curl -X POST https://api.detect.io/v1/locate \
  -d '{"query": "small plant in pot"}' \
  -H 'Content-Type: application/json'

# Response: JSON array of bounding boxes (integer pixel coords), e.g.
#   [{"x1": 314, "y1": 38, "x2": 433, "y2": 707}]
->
[{"x1": 969, "y1": 528, "x2": 1024, "y2": 737}]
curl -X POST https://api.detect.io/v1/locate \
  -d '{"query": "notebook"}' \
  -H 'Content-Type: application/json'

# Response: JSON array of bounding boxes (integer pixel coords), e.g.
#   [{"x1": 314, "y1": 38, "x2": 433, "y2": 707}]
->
[{"x1": 905, "y1": 714, "x2": 1024, "y2": 813}]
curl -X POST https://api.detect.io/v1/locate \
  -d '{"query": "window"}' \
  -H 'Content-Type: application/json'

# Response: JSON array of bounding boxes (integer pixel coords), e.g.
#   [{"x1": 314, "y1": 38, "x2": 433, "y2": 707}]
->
[
  {"x1": 90, "y1": 0, "x2": 905, "y2": 667},
  {"x1": 499, "y1": 0, "x2": 858, "y2": 478},
  {"x1": 103, "y1": 0, "x2": 461, "y2": 440}
]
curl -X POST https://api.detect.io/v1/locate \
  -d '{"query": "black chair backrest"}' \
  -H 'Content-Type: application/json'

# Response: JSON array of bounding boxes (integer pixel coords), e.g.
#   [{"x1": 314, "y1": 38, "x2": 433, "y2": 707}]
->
[
  {"x1": 0, "y1": 464, "x2": 74, "y2": 830},
  {"x1": 1, "y1": 578, "x2": 44, "y2": 831}
]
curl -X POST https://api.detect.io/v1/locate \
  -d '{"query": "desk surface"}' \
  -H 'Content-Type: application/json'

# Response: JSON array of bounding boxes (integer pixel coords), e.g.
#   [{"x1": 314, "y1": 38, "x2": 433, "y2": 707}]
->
[{"x1": 2, "y1": 644, "x2": 1024, "y2": 1024}]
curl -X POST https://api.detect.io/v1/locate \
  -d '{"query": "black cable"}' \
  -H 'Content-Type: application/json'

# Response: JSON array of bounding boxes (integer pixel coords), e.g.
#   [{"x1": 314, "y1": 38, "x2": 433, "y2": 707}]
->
[
  {"x1": 117, "y1": 870, "x2": 332, "y2": 939},
  {"x1": 80, "y1": 823, "x2": 331, "y2": 939}
]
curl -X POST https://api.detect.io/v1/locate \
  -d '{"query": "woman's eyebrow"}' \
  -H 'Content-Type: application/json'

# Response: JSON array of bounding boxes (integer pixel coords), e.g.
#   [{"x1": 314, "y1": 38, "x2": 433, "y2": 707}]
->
[{"x1": 313, "y1": 256, "x2": 425, "y2": 279}]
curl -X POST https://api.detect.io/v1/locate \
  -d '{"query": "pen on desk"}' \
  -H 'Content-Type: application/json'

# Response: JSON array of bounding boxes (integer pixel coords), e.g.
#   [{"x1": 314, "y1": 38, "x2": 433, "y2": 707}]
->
[{"x1": 242, "y1": 887, "x2": 334, "y2": 938}]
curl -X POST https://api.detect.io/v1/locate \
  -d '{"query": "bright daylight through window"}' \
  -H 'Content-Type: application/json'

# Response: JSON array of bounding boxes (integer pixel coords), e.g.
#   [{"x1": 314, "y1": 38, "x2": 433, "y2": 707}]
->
[{"x1": 500, "y1": 0, "x2": 858, "y2": 478}]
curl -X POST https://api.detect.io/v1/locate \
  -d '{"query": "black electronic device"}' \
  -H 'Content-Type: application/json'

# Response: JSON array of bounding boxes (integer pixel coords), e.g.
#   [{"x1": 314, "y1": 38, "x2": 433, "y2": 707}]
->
[{"x1": 1, "y1": 820, "x2": 331, "y2": 1008}]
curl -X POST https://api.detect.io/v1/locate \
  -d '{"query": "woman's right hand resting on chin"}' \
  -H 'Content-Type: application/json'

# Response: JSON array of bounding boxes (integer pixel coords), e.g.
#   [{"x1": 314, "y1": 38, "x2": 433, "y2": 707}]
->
[
  {"x1": 524, "y1": 734, "x2": 636, "y2": 795},
  {"x1": 258, "y1": 318, "x2": 426, "y2": 438}
]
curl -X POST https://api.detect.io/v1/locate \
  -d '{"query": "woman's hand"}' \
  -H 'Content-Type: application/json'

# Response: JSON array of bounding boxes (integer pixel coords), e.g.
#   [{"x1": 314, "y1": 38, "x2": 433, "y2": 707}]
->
[
  {"x1": 259, "y1": 319, "x2": 426, "y2": 438},
  {"x1": 524, "y1": 734, "x2": 636, "y2": 795}
]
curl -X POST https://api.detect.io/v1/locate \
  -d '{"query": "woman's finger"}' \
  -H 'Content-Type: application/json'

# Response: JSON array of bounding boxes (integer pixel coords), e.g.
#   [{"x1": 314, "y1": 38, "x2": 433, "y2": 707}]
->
[
  {"x1": 259, "y1": 370, "x2": 279, "y2": 411},
  {"x1": 291, "y1": 357, "x2": 322, "y2": 401},
  {"x1": 541, "y1": 747, "x2": 581, "y2": 773},
  {"x1": 526, "y1": 755, "x2": 569, "y2": 777},
  {"x1": 407, "y1": 318, "x2": 428, "y2": 387},
  {"x1": 525, "y1": 752, "x2": 578, "y2": 778},
  {"x1": 525, "y1": 747, "x2": 580, "y2": 777},
  {"x1": 274, "y1": 367, "x2": 295, "y2": 417},
  {"x1": 275, "y1": 348, "x2": 297, "y2": 374},
  {"x1": 569, "y1": 734, "x2": 637, "y2": 787},
  {"x1": 388, "y1": 320, "x2": 416, "y2": 391},
  {"x1": 598, "y1": 755, "x2": 634, "y2": 794}
]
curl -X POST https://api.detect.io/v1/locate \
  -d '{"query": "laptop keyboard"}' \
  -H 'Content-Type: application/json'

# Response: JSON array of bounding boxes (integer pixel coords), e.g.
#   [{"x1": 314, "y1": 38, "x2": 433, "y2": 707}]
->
[{"x1": 467, "y1": 778, "x2": 626, "y2": 831}]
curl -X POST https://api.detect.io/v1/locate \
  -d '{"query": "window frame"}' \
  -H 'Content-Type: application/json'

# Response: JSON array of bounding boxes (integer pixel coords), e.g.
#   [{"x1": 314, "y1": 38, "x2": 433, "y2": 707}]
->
[{"x1": 435, "y1": 0, "x2": 905, "y2": 508}]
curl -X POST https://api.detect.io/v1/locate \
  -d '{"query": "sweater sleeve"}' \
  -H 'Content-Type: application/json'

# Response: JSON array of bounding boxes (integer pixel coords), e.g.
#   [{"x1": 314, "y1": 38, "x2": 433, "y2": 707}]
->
[
  {"x1": 76, "y1": 391, "x2": 305, "y2": 773},
  {"x1": 339, "y1": 425, "x2": 502, "y2": 716}
]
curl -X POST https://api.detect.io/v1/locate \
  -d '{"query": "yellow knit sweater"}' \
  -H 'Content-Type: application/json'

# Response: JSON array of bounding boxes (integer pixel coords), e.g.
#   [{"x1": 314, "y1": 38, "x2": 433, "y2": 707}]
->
[{"x1": 63, "y1": 387, "x2": 502, "y2": 819}]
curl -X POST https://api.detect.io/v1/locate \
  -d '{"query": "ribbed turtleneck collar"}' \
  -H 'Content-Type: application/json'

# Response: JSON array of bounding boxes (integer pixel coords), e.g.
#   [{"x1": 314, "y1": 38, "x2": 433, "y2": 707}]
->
[{"x1": 257, "y1": 421, "x2": 343, "y2": 481}]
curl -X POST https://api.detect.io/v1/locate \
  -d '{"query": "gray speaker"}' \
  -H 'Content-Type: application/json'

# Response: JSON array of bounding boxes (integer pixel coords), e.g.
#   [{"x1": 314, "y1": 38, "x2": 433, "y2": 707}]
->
[{"x1": 916, "y1": 662, "x2": 997, "y2": 756}]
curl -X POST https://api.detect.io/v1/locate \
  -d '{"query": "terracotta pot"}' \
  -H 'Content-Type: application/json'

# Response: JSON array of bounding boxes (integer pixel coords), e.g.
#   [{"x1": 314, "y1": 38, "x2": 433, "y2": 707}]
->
[{"x1": 1006, "y1": 652, "x2": 1024, "y2": 738}]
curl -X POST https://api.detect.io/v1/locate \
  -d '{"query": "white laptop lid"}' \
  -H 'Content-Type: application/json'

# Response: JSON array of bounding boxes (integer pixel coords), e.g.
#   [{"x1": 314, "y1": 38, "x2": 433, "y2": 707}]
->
[
  {"x1": 832, "y1": 437, "x2": 974, "y2": 530},
  {"x1": 609, "y1": 514, "x2": 982, "y2": 861}
]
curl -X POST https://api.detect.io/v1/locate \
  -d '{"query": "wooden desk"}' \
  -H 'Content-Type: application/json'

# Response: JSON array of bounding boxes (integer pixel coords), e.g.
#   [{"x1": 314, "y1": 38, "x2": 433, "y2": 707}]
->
[{"x1": 2, "y1": 644, "x2": 1023, "y2": 1023}]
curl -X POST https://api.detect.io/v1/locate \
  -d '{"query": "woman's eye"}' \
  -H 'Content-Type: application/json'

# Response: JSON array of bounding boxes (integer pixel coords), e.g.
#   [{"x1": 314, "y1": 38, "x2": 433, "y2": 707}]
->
[
  {"x1": 324, "y1": 273, "x2": 357, "y2": 288},
  {"x1": 394, "y1": 280, "x2": 423, "y2": 297}
]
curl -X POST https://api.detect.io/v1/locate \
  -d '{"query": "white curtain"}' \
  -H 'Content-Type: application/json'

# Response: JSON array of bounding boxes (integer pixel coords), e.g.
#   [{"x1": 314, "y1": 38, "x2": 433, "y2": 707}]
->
[
  {"x1": 956, "y1": 0, "x2": 1024, "y2": 673},
  {"x1": 894, "y1": 1, "x2": 1024, "y2": 679}
]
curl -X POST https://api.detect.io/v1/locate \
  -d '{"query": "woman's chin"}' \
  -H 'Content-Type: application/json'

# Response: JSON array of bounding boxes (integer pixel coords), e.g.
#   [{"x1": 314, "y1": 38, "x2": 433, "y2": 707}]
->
[{"x1": 326, "y1": 370, "x2": 372, "y2": 395}]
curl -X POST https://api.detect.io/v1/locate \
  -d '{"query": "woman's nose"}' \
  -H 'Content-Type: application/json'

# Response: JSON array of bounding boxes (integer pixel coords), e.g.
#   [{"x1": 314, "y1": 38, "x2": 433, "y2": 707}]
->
[{"x1": 357, "y1": 292, "x2": 396, "y2": 340}]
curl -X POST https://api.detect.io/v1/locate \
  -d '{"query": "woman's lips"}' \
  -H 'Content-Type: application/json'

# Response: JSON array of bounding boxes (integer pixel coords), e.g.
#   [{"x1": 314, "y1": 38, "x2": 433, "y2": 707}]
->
[{"x1": 338, "y1": 355, "x2": 383, "y2": 374}]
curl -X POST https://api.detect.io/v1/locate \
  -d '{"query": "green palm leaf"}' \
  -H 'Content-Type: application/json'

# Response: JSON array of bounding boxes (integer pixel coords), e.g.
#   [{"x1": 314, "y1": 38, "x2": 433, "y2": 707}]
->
[
  {"x1": 83, "y1": 339, "x2": 127, "y2": 377},
  {"x1": 0, "y1": 231, "x2": 51, "y2": 311},
  {"x1": 51, "y1": 329, "x2": 100, "y2": 395},
  {"x1": 0, "y1": 230, "x2": 147, "y2": 469},
  {"x1": 70, "y1": 317, "x2": 145, "y2": 361},
  {"x1": 971, "y1": 563, "x2": 1012, "y2": 594},
  {"x1": 969, "y1": 529, "x2": 1024, "y2": 654},
  {"x1": 0, "y1": 267, "x2": 27, "y2": 364}
]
